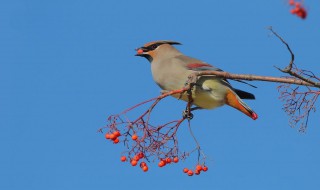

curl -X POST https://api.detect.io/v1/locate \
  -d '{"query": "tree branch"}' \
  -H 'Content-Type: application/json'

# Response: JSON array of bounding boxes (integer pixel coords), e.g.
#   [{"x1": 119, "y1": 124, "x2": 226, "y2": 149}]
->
[
  {"x1": 188, "y1": 70, "x2": 318, "y2": 87},
  {"x1": 268, "y1": 27, "x2": 320, "y2": 87}
]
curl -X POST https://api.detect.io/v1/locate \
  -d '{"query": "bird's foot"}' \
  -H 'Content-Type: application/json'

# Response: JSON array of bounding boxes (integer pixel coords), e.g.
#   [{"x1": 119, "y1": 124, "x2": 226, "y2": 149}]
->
[{"x1": 182, "y1": 109, "x2": 194, "y2": 120}]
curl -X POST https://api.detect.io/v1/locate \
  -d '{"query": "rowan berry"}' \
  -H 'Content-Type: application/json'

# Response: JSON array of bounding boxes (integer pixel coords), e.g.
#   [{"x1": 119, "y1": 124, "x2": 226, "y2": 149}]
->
[
  {"x1": 113, "y1": 138, "x2": 119, "y2": 144},
  {"x1": 105, "y1": 133, "x2": 111, "y2": 139},
  {"x1": 113, "y1": 131, "x2": 121, "y2": 137},
  {"x1": 289, "y1": 0, "x2": 295, "y2": 6},
  {"x1": 196, "y1": 165, "x2": 202, "y2": 171},
  {"x1": 165, "y1": 158, "x2": 172, "y2": 164},
  {"x1": 187, "y1": 170, "x2": 193, "y2": 176},
  {"x1": 138, "y1": 152, "x2": 144, "y2": 159},
  {"x1": 140, "y1": 162, "x2": 147, "y2": 168},
  {"x1": 132, "y1": 134, "x2": 138, "y2": 141},
  {"x1": 120, "y1": 156, "x2": 127, "y2": 162},
  {"x1": 183, "y1": 168, "x2": 189, "y2": 173},
  {"x1": 133, "y1": 155, "x2": 140, "y2": 161},
  {"x1": 297, "y1": 8, "x2": 307, "y2": 19},
  {"x1": 137, "y1": 49, "x2": 143, "y2": 54},
  {"x1": 158, "y1": 160, "x2": 166, "y2": 167},
  {"x1": 109, "y1": 134, "x2": 116, "y2": 140},
  {"x1": 131, "y1": 159, "x2": 138, "y2": 166},
  {"x1": 202, "y1": 166, "x2": 208, "y2": 172},
  {"x1": 173, "y1": 157, "x2": 179, "y2": 163},
  {"x1": 142, "y1": 166, "x2": 148, "y2": 172}
]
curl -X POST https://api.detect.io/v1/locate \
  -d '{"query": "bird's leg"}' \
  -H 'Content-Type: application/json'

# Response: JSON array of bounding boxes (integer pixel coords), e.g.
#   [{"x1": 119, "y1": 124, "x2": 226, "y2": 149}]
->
[
  {"x1": 182, "y1": 84, "x2": 196, "y2": 120},
  {"x1": 179, "y1": 73, "x2": 198, "y2": 100}
]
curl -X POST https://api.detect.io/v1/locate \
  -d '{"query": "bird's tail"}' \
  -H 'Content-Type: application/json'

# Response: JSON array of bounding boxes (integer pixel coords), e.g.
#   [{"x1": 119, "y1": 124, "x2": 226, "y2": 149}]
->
[
  {"x1": 225, "y1": 89, "x2": 258, "y2": 120},
  {"x1": 234, "y1": 89, "x2": 255, "y2": 100}
]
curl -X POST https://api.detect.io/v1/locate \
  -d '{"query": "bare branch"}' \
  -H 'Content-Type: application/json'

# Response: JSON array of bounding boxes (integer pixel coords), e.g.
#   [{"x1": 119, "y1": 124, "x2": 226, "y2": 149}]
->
[
  {"x1": 268, "y1": 26, "x2": 320, "y2": 87},
  {"x1": 189, "y1": 70, "x2": 318, "y2": 88}
]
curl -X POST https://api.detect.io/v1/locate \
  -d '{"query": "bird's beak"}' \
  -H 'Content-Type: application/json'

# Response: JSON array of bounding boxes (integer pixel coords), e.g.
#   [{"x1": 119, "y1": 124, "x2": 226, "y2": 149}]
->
[{"x1": 135, "y1": 48, "x2": 145, "y2": 56}]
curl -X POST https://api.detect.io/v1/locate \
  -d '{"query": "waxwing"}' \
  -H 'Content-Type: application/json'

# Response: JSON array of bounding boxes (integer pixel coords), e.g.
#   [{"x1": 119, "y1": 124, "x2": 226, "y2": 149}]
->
[{"x1": 135, "y1": 40, "x2": 258, "y2": 120}]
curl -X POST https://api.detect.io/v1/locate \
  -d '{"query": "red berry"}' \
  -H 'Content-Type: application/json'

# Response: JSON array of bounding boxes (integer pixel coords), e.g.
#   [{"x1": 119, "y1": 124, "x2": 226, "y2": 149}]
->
[
  {"x1": 165, "y1": 158, "x2": 172, "y2": 164},
  {"x1": 113, "y1": 131, "x2": 121, "y2": 137},
  {"x1": 133, "y1": 155, "x2": 140, "y2": 161},
  {"x1": 290, "y1": 8, "x2": 297, "y2": 14},
  {"x1": 140, "y1": 162, "x2": 147, "y2": 168},
  {"x1": 289, "y1": 0, "x2": 295, "y2": 6},
  {"x1": 296, "y1": 10, "x2": 303, "y2": 16},
  {"x1": 297, "y1": 8, "x2": 307, "y2": 19},
  {"x1": 196, "y1": 165, "x2": 202, "y2": 171},
  {"x1": 138, "y1": 152, "x2": 144, "y2": 159},
  {"x1": 132, "y1": 134, "x2": 138, "y2": 141},
  {"x1": 120, "y1": 156, "x2": 127, "y2": 162},
  {"x1": 202, "y1": 166, "x2": 208, "y2": 172},
  {"x1": 109, "y1": 134, "x2": 116, "y2": 140},
  {"x1": 158, "y1": 160, "x2": 166, "y2": 167},
  {"x1": 105, "y1": 133, "x2": 111, "y2": 139},
  {"x1": 137, "y1": 49, "x2": 144, "y2": 54},
  {"x1": 195, "y1": 170, "x2": 200, "y2": 175},
  {"x1": 187, "y1": 170, "x2": 193, "y2": 176},
  {"x1": 173, "y1": 157, "x2": 179, "y2": 163},
  {"x1": 142, "y1": 166, "x2": 148, "y2": 172},
  {"x1": 291, "y1": 7, "x2": 300, "y2": 14},
  {"x1": 113, "y1": 138, "x2": 119, "y2": 144},
  {"x1": 131, "y1": 159, "x2": 138, "y2": 166},
  {"x1": 183, "y1": 168, "x2": 189, "y2": 173}
]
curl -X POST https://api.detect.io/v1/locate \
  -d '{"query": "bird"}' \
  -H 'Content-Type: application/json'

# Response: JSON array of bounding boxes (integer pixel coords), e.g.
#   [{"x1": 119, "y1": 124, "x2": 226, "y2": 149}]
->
[{"x1": 135, "y1": 40, "x2": 258, "y2": 120}]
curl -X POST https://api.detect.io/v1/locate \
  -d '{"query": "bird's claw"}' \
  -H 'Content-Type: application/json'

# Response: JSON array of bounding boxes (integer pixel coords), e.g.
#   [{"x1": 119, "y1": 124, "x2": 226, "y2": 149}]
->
[{"x1": 183, "y1": 110, "x2": 193, "y2": 120}]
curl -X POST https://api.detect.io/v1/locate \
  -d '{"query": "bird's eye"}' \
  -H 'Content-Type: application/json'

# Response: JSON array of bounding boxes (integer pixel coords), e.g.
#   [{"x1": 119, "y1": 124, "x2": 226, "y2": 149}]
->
[{"x1": 150, "y1": 44, "x2": 158, "y2": 50}]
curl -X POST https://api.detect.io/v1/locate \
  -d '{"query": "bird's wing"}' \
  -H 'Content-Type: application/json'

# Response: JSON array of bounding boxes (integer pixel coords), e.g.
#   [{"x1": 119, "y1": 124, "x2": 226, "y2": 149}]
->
[
  {"x1": 177, "y1": 56, "x2": 257, "y2": 89},
  {"x1": 174, "y1": 55, "x2": 221, "y2": 71},
  {"x1": 186, "y1": 63, "x2": 223, "y2": 71}
]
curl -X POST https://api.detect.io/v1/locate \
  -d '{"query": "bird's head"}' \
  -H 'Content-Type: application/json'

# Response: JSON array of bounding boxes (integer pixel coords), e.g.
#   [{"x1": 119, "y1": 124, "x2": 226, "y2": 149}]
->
[{"x1": 135, "y1": 40, "x2": 181, "y2": 62}]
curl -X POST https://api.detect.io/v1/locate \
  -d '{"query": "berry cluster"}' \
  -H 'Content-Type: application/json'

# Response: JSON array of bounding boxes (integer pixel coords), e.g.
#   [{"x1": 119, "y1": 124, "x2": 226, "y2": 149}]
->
[
  {"x1": 101, "y1": 97, "x2": 209, "y2": 176},
  {"x1": 158, "y1": 157, "x2": 179, "y2": 167},
  {"x1": 120, "y1": 152, "x2": 149, "y2": 172},
  {"x1": 105, "y1": 130, "x2": 121, "y2": 144},
  {"x1": 183, "y1": 165, "x2": 208, "y2": 176},
  {"x1": 288, "y1": 0, "x2": 307, "y2": 19},
  {"x1": 119, "y1": 151, "x2": 181, "y2": 172},
  {"x1": 104, "y1": 129, "x2": 208, "y2": 175}
]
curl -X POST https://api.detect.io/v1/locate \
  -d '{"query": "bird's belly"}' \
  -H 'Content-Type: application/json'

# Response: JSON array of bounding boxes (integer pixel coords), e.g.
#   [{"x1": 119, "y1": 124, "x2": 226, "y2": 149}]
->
[
  {"x1": 172, "y1": 88, "x2": 226, "y2": 109},
  {"x1": 154, "y1": 73, "x2": 188, "y2": 91},
  {"x1": 193, "y1": 90, "x2": 225, "y2": 109}
]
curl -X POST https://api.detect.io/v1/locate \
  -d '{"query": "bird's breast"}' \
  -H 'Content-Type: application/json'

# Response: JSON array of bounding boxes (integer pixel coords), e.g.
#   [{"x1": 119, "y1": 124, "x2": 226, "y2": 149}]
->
[{"x1": 151, "y1": 61, "x2": 191, "y2": 91}]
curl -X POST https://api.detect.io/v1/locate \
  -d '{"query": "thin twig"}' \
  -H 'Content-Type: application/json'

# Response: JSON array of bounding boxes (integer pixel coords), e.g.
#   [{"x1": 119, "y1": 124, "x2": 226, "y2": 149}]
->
[{"x1": 268, "y1": 26, "x2": 320, "y2": 87}]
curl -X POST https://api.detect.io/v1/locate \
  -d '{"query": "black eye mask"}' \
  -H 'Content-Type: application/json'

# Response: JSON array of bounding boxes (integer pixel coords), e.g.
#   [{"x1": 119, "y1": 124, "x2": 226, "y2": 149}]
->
[{"x1": 142, "y1": 43, "x2": 162, "y2": 52}]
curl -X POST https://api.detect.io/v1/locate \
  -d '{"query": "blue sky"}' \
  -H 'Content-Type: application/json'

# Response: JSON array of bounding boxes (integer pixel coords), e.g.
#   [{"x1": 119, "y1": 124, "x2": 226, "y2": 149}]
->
[{"x1": 1, "y1": 0, "x2": 320, "y2": 189}]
